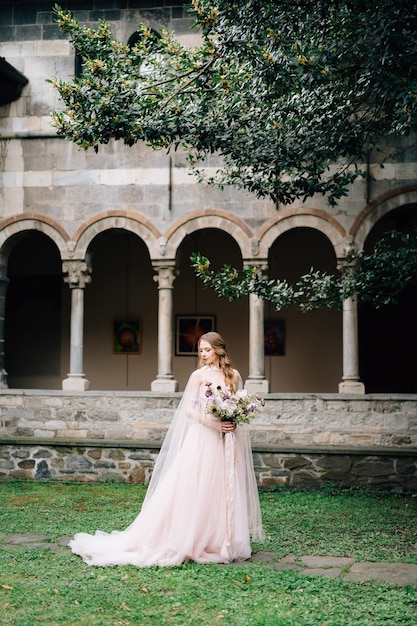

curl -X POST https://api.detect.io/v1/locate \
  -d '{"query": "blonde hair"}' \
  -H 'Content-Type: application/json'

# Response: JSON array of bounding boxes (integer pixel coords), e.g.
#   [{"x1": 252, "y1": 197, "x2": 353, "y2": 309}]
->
[{"x1": 198, "y1": 332, "x2": 237, "y2": 392}]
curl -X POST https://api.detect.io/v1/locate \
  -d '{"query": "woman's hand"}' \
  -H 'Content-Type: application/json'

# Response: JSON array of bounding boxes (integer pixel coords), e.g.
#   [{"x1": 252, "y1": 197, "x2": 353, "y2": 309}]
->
[{"x1": 221, "y1": 421, "x2": 236, "y2": 434}]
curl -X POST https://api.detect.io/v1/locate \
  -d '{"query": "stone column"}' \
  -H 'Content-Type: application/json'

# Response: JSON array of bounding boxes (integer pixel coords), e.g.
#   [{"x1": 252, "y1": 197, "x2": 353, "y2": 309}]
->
[
  {"x1": 338, "y1": 295, "x2": 365, "y2": 394},
  {"x1": 151, "y1": 262, "x2": 179, "y2": 392},
  {"x1": 62, "y1": 260, "x2": 91, "y2": 391},
  {"x1": 0, "y1": 254, "x2": 9, "y2": 388},
  {"x1": 243, "y1": 261, "x2": 269, "y2": 393},
  {"x1": 337, "y1": 246, "x2": 365, "y2": 394}
]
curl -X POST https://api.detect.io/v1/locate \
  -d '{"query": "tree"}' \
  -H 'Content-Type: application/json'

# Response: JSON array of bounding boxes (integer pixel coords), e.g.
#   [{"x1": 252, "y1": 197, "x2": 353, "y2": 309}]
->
[
  {"x1": 50, "y1": 1, "x2": 417, "y2": 206},
  {"x1": 191, "y1": 230, "x2": 417, "y2": 311}
]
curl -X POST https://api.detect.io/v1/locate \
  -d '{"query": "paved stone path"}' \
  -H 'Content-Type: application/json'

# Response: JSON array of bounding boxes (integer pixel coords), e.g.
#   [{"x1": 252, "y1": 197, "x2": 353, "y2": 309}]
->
[
  {"x1": 1, "y1": 533, "x2": 417, "y2": 586},
  {"x1": 249, "y1": 551, "x2": 417, "y2": 586}
]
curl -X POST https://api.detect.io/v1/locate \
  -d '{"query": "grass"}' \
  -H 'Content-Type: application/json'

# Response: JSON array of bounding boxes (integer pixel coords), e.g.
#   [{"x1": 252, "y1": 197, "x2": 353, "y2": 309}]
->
[{"x1": 0, "y1": 481, "x2": 417, "y2": 625}]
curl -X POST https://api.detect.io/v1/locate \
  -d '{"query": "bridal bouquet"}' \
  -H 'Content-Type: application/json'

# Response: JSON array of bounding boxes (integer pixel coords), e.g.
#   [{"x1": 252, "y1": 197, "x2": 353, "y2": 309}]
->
[{"x1": 205, "y1": 382, "x2": 264, "y2": 425}]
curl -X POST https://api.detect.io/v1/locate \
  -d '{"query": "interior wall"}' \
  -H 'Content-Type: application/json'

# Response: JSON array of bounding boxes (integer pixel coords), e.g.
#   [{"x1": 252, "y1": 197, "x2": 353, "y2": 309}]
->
[
  {"x1": 267, "y1": 227, "x2": 342, "y2": 392},
  {"x1": 5, "y1": 232, "x2": 65, "y2": 389},
  {"x1": 173, "y1": 229, "x2": 249, "y2": 389},
  {"x1": 359, "y1": 204, "x2": 417, "y2": 393},
  {"x1": 84, "y1": 229, "x2": 158, "y2": 390}
]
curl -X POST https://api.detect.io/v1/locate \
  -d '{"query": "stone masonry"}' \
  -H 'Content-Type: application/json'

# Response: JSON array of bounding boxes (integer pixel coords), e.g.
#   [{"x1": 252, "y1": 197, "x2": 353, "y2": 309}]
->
[
  {"x1": 1, "y1": 390, "x2": 416, "y2": 491},
  {"x1": 1, "y1": 442, "x2": 416, "y2": 492}
]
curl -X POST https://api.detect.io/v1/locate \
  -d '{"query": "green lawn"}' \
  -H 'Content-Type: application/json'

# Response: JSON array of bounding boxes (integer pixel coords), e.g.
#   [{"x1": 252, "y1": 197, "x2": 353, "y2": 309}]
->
[{"x1": 1, "y1": 482, "x2": 416, "y2": 625}]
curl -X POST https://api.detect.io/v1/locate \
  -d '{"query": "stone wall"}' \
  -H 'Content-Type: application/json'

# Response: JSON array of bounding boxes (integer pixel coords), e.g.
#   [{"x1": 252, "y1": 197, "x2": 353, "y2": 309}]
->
[
  {"x1": 1, "y1": 390, "x2": 416, "y2": 448},
  {"x1": 0, "y1": 441, "x2": 159, "y2": 485},
  {"x1": 1, "y1": 441, "x2": 416, "y2": 492},
  {"x1": 253, "y1": 449, "x2": 417, "y2": 492},
  {"x1": 1, "y1": 390, "x2": 416, "y2": 490}
]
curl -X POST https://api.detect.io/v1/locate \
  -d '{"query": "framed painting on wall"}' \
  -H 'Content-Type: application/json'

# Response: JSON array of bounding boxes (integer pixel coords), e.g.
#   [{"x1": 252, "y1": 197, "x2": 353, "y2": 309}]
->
[
  {"x1": 113, "y1": 320, "x2": 141, "y2": 354},
  {"x1": 264, "y1": 320, "x2": 285, "y2": 356},
  {"x1": 175, "y1": 315, "x2": 216, "y2": 356}
]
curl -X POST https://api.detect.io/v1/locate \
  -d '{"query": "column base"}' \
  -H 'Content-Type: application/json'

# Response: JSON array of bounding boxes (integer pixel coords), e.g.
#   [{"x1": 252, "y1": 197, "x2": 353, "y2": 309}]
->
[
  {"x1": 62, "y1": 374, "x2": 90, "y2": 391},
  {"x1": 244, "y1": 378, "x2": 269, "y2": 393},
  {"x1": 338, "y1": 379, "x2": 365, "y2": 394},
  {"x1": 151, "y1": 377, "x2": 179, "y2": 392}
]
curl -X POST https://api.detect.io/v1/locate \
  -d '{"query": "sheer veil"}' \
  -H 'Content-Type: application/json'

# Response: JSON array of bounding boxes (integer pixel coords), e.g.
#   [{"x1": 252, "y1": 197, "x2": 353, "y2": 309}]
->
[
  {"x1": 69, "y1": 364, "x2": 264, "y2": 567},
  {"x1": 141, "y1": 373, "x2": 197, "y2": 506},
  {"x1": 141, "y1": 368, "x2": 264, "y2": 542}
]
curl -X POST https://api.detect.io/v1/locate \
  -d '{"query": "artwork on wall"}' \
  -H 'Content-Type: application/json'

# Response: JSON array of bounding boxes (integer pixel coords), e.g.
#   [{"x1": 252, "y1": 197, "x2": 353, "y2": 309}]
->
[
  {"x1": 113, "y1": 320, "x2": 141, "y2": 354},
  {"x1": 175, "y1": 315, "x2": 216, "y2": 356},
  {"x1": 264, "y1": 319, "x2": 285, "y2": 356}
]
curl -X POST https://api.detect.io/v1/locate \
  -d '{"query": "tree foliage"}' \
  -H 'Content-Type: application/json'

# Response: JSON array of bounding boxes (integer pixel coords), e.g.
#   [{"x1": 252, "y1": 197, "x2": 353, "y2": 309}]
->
[
  {"x1": 191, "y1": 231, "x2": 417, "y2": 311},
  {"x1": 50, "y1": 1, "x2": 417, "y2": 206}
]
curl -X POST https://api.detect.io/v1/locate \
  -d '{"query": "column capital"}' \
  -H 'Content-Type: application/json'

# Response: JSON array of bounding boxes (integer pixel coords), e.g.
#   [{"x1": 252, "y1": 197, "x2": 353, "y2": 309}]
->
[
  {"x1": 152, "y1": 262, "x2": 178, "y2": 289},
  {"x1": 242, "y1": 258, "x2": 268, "y2": 274},
  {"x1": 337, "y1": 237, "x2": 362, "y2": 271},
  {"x1": 62, "y1": 260, "x2": 92, "y2": 289}
]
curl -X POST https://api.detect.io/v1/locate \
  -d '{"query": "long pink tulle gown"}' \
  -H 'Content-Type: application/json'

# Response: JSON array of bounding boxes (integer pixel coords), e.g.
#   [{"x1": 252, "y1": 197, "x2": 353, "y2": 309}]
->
[{"x1": 69, "y1": 364, "x2": 264, "y2": 567}]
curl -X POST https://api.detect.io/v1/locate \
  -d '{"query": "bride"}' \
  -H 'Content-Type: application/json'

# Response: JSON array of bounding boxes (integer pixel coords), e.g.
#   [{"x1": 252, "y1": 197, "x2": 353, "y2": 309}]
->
[{"x1": 69, "y1": 332, "x2": 264, "y2": 567}]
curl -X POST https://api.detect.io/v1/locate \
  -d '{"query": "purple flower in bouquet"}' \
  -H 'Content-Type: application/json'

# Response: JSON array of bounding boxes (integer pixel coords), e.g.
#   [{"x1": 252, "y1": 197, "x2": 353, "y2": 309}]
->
[{"x1": 205, "y1": 382, "x2": 264, "y2": 425}]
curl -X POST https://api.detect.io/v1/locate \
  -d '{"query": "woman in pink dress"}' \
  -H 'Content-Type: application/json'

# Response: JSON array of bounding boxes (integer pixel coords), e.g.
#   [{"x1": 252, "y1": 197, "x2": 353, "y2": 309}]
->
[{"x1": 69, "y1": 332, "x2": 264, "y2": 567}]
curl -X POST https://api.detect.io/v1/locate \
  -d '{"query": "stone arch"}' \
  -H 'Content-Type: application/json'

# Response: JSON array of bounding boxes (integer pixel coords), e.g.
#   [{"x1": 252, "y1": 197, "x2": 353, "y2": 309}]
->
[
  {"x1": 164, "y1": 210, "x2": 256, "y2": 260},
  {"x1": 257, "y1": 208, "x2": 347, "y2": 258},
  {"x1": 71, "y1": 211, "x2": 163, "y2": 261},
  {"x1": 350, "y1": 185, "x2": 417, "y2": 248},
  {"x1": 119, "y1": 9, "x2": 165, "y2": 46},
  {"x1": 0, "y1": 214, "x2": 70, "y2": 259}
]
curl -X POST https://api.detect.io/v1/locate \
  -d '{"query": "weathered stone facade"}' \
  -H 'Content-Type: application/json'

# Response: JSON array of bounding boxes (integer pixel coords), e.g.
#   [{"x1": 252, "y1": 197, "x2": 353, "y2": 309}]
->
[
  {"x1": 0, "y1": 1, "x2": 416, "y2": 489},
  {"x1": 0, "y1": 0, "x2": 416, "y2": 395}
]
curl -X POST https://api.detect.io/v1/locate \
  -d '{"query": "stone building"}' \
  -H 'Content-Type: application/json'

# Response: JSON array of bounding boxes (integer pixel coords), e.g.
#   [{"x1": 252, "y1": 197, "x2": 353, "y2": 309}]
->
[{"x1": 0, "y1": 0, "x2": 416, "y2": 488}]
